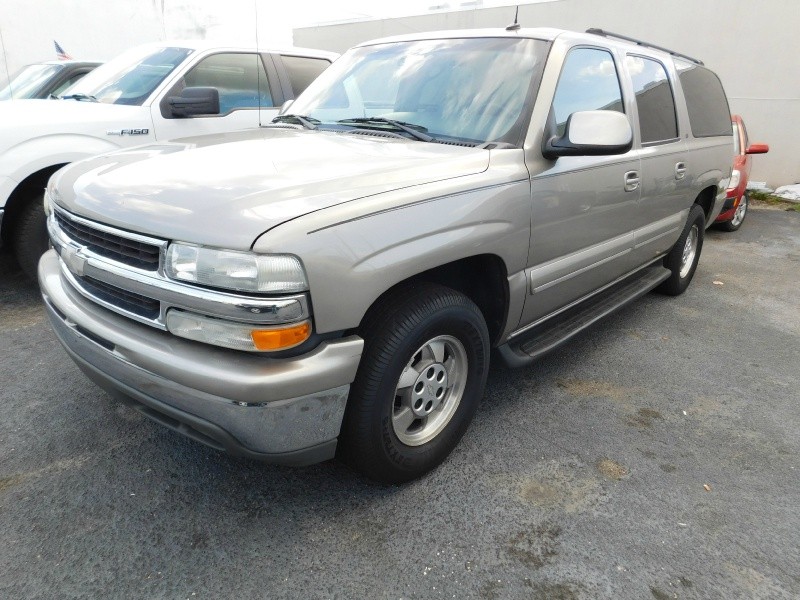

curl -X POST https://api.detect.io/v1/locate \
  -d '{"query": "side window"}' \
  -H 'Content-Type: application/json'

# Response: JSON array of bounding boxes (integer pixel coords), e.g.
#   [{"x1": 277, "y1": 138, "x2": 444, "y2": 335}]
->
[
  {"x1": 281, "y1": 55, "x2": 331, "y2": 96},
  {"x1": 551, "y1": 48, "x2": 624, "y2": 136},
  {"x1": 626, "y1": 56, "x2": 678, "y2": 144},
  {"x1": 677, "y1": 63, "x2": 731, "y2": 137},
  {"x1": 181, "y1": 53, "x2": 273, "y2": 115}
]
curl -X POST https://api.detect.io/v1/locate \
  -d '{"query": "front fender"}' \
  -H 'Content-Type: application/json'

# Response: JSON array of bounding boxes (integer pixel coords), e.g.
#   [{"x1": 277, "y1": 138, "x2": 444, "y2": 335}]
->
[
  {"x1": 255, "y1": 174, "x2": 532, "y2": 334},
  {"x1": 0, "y1": 134, "x2": 125, "y2": 202}
]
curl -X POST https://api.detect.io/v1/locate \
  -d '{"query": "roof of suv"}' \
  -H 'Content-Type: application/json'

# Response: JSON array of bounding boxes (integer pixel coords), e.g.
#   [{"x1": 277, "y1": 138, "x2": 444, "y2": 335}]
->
[
  {"x1": 143, "y1": 40, "x2": 339, "y2": 60},
  {"x1": 356, "y1": 27, "x2": 567, "y2": 47},
  {"x1": 355, "y1": 27, "x2": 702, "y2": 66}
]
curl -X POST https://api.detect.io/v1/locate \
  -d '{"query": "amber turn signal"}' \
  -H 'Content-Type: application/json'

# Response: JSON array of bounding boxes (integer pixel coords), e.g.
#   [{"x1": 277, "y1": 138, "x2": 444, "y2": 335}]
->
[{"x1": 251, "y1": 321, "x2": 311, "y2": 351}]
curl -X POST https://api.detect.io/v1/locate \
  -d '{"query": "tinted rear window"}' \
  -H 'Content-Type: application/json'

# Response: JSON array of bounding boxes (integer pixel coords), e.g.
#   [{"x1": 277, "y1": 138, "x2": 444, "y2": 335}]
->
[
  {"x1": 678, "y1": 64, "x2": 731, "y2": 137},
  {"x1": 626, "y1": 55, "x2": 678, "y2": 144}
]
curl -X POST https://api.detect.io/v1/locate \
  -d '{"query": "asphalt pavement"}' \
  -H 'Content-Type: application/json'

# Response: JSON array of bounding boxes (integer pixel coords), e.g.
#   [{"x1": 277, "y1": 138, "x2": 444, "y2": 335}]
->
[{"x1": 1, "y1": 207, "x2": 798, "y2": 599}]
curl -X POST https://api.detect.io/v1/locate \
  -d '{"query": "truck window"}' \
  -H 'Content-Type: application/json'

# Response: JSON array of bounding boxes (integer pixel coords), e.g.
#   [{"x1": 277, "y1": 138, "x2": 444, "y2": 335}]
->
[
  {"x1": 67, "y1": 46, "x2": 192, "y2": 105},
  {"x1": 288, "y1": 37, "x2": 547, "y2": 145},
  {"x1": 626, "y1": 55, "x2": 678, "y2": 144},
  {"x1": 677, "y1": 63, "x2": 731, "y2": 137},
  {"x1": 182, "y1": 53, "x2": 273, "y2": 114},
  {"x1": 51, "y1": 71, "x2": 92, "y2": 98},
  {"x1": 551, "y1": 48, "x2": 624, "y2": 136},
  {"x1": 281, "y1": 55, "x2": 331, "y2": 96}
]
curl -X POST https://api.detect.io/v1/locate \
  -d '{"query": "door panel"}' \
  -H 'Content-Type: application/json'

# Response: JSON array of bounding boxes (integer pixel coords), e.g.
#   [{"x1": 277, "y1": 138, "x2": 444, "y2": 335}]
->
[
  {"x1": 634, "y1": 145, "x2": 689, "y2": 259},
  {"x1": 523, "y1": 155, "x2": 640, "y2": 323},
  {"x1": 520, "y1": 46, "x2": 640, "y2": 325},
  {"x1": 625, "y1": 55, "x2": 690, "y2": 262}
]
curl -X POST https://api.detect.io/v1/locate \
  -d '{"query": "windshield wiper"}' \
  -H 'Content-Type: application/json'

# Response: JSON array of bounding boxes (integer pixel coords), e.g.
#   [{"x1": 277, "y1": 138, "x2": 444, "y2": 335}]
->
[
  {"x1": 337, "y1": 117, "x2": 434, "y2": 142},
  {"x1": 270, "y1": 114, "x2": 319, "y2": 130},
  {"x1": 60, "y1": 93, "x2": 98, "y2": 102}
]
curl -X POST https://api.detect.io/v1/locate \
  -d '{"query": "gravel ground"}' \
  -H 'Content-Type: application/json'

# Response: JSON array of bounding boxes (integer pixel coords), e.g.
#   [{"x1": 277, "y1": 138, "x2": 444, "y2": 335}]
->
[{"x1": 1, "y1": 207, "x2": 798, "y2": 599}]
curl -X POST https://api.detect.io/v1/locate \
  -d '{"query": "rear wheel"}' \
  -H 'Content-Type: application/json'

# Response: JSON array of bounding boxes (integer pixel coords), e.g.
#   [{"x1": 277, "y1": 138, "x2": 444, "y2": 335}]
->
[
  {"x1": 656, "y1": 203, "x2": 705, "y2": 296},
  {"x1": 12, "y1": 194, "x2": 49, "y2": 282},
  {"x1": 338, "y1": 283, "x2": 489, "y2": 483},
  {"x1": 719, "y1": 193, "x2": 748, "y2": 232}
]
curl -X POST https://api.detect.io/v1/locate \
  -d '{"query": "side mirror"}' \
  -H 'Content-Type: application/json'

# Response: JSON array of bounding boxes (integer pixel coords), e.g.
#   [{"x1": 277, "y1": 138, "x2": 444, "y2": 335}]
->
[
  {"x1": 543, "y1": 110, "x2": 633, "y2": 159},
  {"x1": 168, "y1": 87, "x2": 220, "y2": 118},
  {"x1": 279, "y1": 99, "x2": 294, "y2": 115},
  {"x1": 745, "y1": 143, "x2": 769, "y2": 155}
]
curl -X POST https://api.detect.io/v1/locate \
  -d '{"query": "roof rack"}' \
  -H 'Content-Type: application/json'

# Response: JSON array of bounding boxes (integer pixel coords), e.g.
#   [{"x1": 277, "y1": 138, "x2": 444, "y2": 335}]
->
[{"x1": 585, "y1": 28, "x2": 704, "y2": 66}]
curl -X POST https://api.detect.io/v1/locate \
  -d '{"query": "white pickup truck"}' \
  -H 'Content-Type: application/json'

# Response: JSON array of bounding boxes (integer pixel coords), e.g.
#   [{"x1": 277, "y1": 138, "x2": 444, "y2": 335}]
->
[{"x1": 0, "y1": 41, "x2": 337, "y2": 278}]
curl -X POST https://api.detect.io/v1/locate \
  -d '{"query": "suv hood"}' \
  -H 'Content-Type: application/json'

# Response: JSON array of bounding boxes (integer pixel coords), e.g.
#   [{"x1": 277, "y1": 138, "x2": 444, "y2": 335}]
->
[{"x1": 54, "y1": 128, "x2": 490, "y2": 250}]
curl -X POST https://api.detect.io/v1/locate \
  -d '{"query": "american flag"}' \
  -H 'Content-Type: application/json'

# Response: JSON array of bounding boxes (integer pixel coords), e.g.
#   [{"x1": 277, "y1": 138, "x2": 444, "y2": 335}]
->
[{"x1": 54, "y1": 40, "x2": 72, "y2": 61}]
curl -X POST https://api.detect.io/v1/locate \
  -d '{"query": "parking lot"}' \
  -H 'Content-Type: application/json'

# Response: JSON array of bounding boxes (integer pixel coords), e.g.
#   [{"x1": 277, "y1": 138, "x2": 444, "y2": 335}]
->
[{"x1": 1, "y1": 206, "x2": 798, "y2": 599}]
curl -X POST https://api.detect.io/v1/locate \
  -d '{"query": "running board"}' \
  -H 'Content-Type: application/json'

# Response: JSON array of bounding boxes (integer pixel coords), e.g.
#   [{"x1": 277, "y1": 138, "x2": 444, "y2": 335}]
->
[{"x1": 496, "y1": 265, "x2": 671, "y2": 368}]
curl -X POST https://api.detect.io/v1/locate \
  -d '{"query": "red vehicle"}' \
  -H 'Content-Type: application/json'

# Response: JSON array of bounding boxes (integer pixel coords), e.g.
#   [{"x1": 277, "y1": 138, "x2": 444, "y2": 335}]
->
[{"x1": 715, "y1": 114, "x2": 768, "y2": 231}]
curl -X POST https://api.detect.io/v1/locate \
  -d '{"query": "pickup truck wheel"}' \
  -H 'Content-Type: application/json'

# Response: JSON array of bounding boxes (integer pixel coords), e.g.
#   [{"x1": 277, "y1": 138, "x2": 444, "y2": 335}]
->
[
  {"x1": 656, "y1": 203, "x2": 705, "y2": 296},
  {"x1": 719, "y1": 193, "x2": 748, "y2": 232},
  {"x1": 12, "y1": 194, "x2": 49, "y2": 282},
  {"x1": 339, "y1": 284, "x2": 489, "y2": 483}
]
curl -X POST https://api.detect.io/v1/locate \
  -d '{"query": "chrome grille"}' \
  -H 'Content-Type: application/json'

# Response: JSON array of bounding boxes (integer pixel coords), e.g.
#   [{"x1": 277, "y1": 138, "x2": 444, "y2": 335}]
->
[
  {"x1": 78, "y1": 276, "x2": 161, "y2": 320},
  {"x1": 54, "y1": 210, "x2": 161, "y2": 271}
]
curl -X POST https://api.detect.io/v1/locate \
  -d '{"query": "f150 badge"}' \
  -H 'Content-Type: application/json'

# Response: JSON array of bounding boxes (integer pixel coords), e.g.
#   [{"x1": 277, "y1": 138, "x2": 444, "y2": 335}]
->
[{"x1": 106, "y1": 128, "x2": 149, "y2": 136}]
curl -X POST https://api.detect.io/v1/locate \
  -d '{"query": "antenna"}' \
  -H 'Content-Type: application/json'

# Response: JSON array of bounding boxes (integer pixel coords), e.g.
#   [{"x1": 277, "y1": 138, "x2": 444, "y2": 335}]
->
[{"x1": 506, "y1": 6, "x2": 521, "y2": 31}]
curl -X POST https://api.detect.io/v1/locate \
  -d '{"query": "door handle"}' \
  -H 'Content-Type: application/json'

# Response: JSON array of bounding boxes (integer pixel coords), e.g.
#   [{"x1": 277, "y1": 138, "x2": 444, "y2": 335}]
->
[
  {"x1": 675, "y1": 162, "x2": 687, "y2": 180},
  {"x1": 624, "y1": 170, "x2": 640, "y2": 192}
]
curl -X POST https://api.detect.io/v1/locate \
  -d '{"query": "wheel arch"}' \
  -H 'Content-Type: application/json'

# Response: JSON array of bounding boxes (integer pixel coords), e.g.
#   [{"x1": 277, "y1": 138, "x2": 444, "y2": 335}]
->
[
  {"x1": 694, "y1": 185, "x2": 718, "y2": 222},
  {"x1": 357, "y1": 253, "x2": 510, "y2": 346},
  {"x1": 1, "y1": 164, "x2": 67, "y2": 243}
]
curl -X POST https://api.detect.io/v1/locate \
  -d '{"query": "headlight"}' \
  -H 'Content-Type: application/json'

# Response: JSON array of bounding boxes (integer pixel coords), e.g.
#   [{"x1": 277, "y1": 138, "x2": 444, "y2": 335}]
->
[
  {"x1": 165, "y1": 244, "x2": 308, "y2": 293},
  {"x1": 727, "y1": 169, "x2": 741, "y2": 192}
]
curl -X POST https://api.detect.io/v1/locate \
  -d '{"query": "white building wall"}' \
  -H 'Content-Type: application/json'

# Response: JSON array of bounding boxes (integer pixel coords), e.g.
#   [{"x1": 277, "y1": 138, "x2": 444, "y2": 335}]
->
[
  {"x1": 295, "y1": 0, "x2": 800, "y2": 187},
  {"x1": 0, "y1": 0, "x2": 164, "y2": 72},
  {"x1": 0, "y1": 0, "x2": 285, "y2": 84}
]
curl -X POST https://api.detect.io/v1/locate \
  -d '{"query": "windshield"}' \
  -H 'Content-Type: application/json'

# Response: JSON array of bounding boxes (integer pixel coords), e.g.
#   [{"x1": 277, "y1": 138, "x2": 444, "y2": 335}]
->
[
  {"x1": 0, "y1": 63, "x2": 64, "y2": 100},
  {"x1": 62, "y1": 46, "x2": 192, "y2": 105},
  {"x1": 287, "y1": 37, "x2": 548, "y2": 145}
]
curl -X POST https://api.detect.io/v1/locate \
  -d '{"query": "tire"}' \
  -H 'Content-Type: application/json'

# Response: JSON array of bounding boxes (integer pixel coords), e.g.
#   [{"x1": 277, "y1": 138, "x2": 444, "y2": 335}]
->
[
  {"x1": 12, "y1": 193, "x2": 49, "y2": 282},
  {"x1": 656, "y1": 203, "x2": 705, "y2": 296},
  {"x1": 718, "y1": 193, "x2": 748, "y2": 232},
  {"x1": 338, "y1": 283, "x2": 490, "y2": 483}
]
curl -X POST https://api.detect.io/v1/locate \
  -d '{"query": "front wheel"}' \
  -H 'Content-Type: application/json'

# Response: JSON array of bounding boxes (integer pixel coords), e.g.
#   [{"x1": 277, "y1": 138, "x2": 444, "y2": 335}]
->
[
  {"x1": 656, "y1": 203, "x2": 705, "y2": 296},
  {"x1": 719, "y1": 193, "x2": 748, "y2": 232},
  {"x1": 12, "y1": 194, "x2": 49, "y2": 282},
  {"x1": 338, "y1": 283, "x2": 490, "y2": 483}
]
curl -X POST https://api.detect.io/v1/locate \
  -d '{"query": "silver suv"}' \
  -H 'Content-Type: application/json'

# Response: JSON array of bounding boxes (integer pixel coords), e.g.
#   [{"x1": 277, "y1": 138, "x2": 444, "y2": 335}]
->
[{"x1": 39, "y1": 28, "x2": 733, "y2": 483}]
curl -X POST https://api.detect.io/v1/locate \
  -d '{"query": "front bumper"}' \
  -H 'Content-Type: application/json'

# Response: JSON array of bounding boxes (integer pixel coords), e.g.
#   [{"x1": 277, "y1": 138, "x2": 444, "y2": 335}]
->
[
  {"x1": 39, "y1": 250, "x2": 364, "y2": 465},
  {"x1": 715, "y1": 194, "x2": 740, "y2": 223}
]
